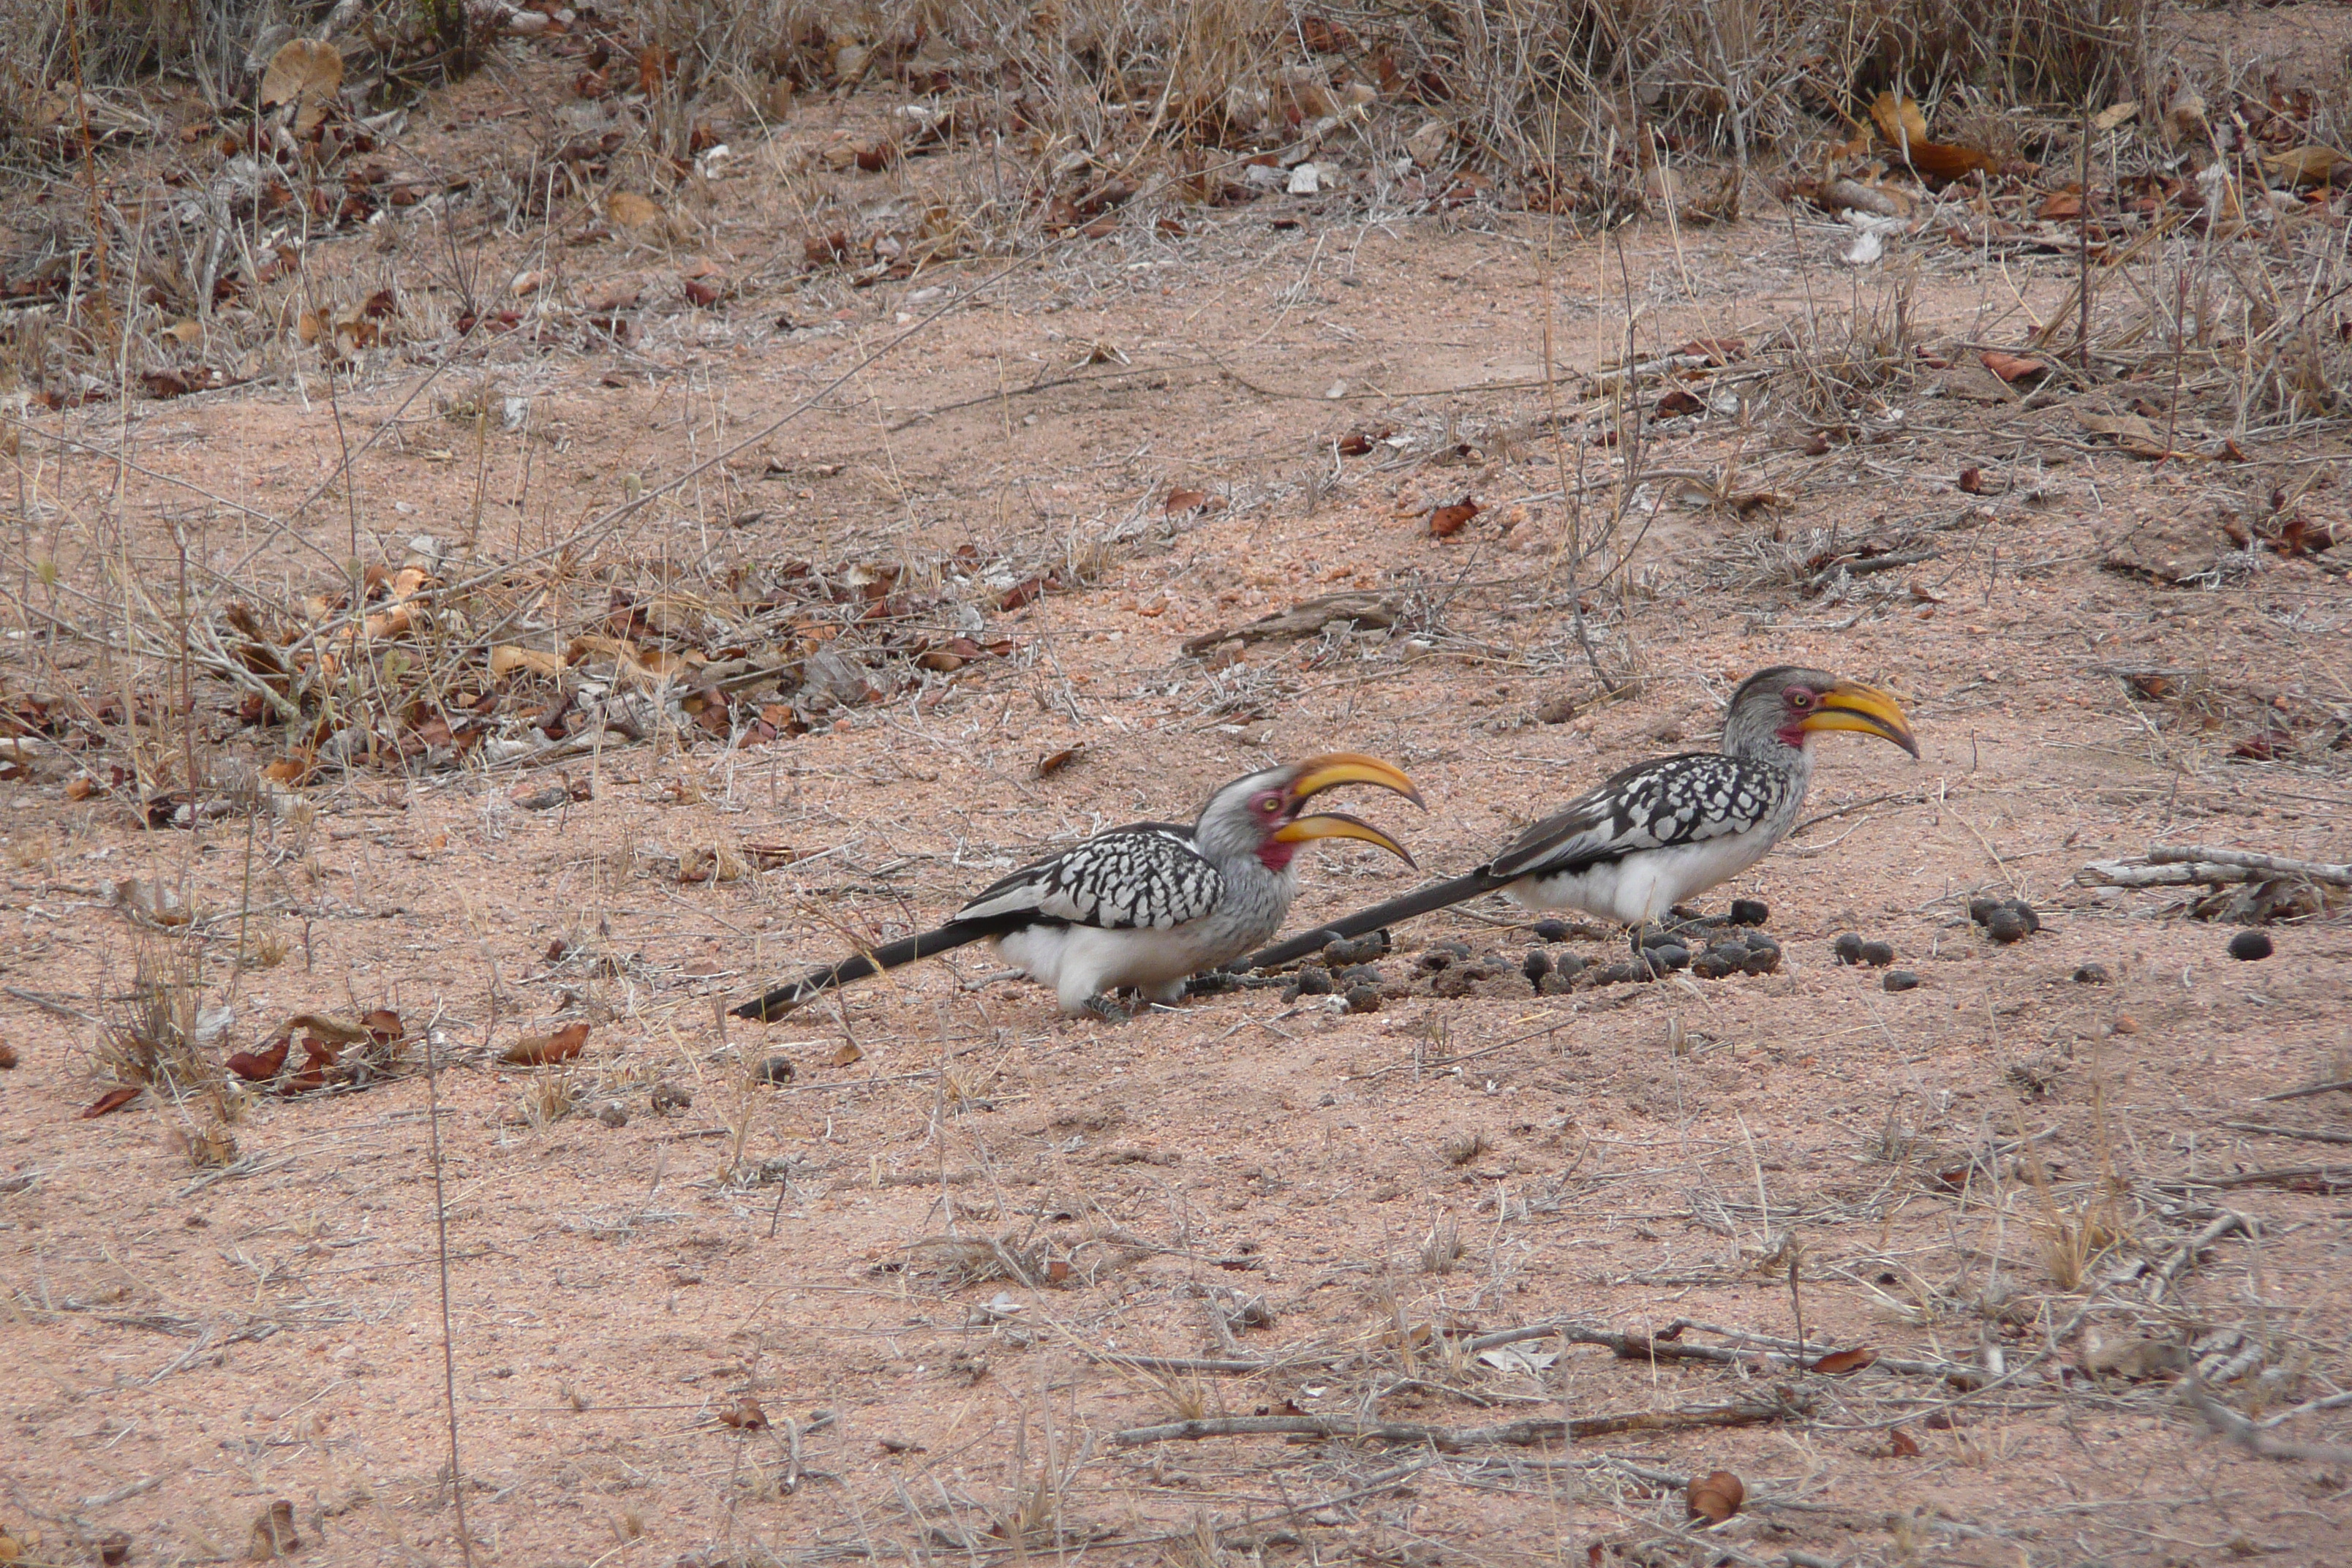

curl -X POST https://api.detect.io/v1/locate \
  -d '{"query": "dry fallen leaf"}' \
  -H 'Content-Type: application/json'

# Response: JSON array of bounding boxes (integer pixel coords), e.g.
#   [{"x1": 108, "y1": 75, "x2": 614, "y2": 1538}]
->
[
  {"x1": 2077, "y1": 407, "x2": 2169, "y2": 458},
  {"x1": 1685, "y1": 1469, "x2": 1745, "y2": 1524},
  {"x1": 1869, "y1": 91, "x2": 1928, "y2": 148},
  {"x1": 1902, "y1": 140, "x2": 1999, "y2": 181},
  {"x1": 2263, "y1": 146, "x2": 2344, "y2": 186},
  {"x1": 1036, "y1": 745, "x2": 1082, "y2": 778},
  {"x1": 490, "y1": 645, "x2": 567, "y2": 680},
  {"x1": 1979, "y1": 350, "x2": 2047, "y2": 383},
  {"x1": 2093, "y1": 100, "x2": 2139, "y2": 132},
  {"x1": 826, "y1": 1041, "x2": 864, "y2": 1067},
  {"x1": 81, "y1": 1085, "x2": 140, "y2": 1119},
  {"x1": 1427, "y1": 498, "x2": 1480, "y2": 537},
  {"x1": 502, "y1": 1020, "x2": 590, "y2": 1066},
  {"x1": 1809, "y1": 1346, "x2": 1879, "y2": 1376},
  {"x1": 606, "y1": 189, "x2": 666, "y2": 230},
  {"x1": 115, "y1": 877, "x2": 192, "y2": 927},
  {"x1": 247, "y1": 1499, "x2": 298, "y2": 1561},
  {"x1": 225, "y1": 1036, "x2": 291, "y2": 1082},
  {"x1": 719, "y1": 1397, "x2": 769, "y2": 1429},
  {"x1": 1890, "y1": 1425, "x2": 1923, "y2": 1457},
  {"x1": 2037, "y1": 188, "x2": 2084, "y2": 222},
  {"x1": 261, "y1": 39, "x2": 342, "y2": 134}
]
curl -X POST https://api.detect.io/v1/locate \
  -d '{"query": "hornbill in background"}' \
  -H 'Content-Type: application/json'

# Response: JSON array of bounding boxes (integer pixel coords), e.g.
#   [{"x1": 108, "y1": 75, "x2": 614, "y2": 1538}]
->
[
  {"x1": 734, "y1": 755, "x2": 1422, "y2": 1022},
  {"x1": 1242, "y1": 668, "x2": 1918, "y2": 972}
]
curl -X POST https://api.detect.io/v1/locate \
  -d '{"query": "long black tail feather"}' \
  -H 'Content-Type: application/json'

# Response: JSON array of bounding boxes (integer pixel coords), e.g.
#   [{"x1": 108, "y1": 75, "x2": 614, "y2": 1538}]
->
[
  {"x1": 733, "y1": 916, "x2": 1014, "y2": 1021},
  {"x1": 1242, "y1": 869, "x2": 1505, "y2": 971}
]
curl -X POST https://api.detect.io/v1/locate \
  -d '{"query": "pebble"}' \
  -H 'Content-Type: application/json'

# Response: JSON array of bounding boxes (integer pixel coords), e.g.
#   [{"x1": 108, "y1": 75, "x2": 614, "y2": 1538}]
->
[
  {"x1": 1861, "y1": 940, "x2": 1896, "y2": 968},
  {"x1": 1729, "y1": 899, "x2": 1769, "y2": 926},
  {"x1": 595, "y1": 1099, "x2": 628, "y2": 1128},
  {"x1": 2073, "y1": 962, "x2": 2111, "y2": 984},
  {"x1": 2228, "y1": 930, "x2": 2274, "y2": 962},
  {"x1": 1322, "y1": 932, "x2": 1389, "y2": 965},
  {"x1": 1833, "y1": 932, "x2": 1866, "y2": 965},
  {"x1": 1883, "y1": 970, "x2": 1922, "y2": 992},
  {"x1": 1295, "y1": 966, "x2": 1334, "y2": 995},
  {"x1": 1537, "y1": 970, "x2": 1577, "y2": 995},
  {"x1": 1531, "y1": 919, "x2": 1571, "y2": 943},
  {"x1": 755, "y1": 1055, "x2": 796, "y2": 1085},
  {"x1": 1648, "y1": 943, "x2": 1690, "y2": 972},
  {"x1": 1344, "y1": 984, "x2": 1382, "y2": 1014},
  {"x1": 1523, "y1": 949, "x2": 1552, "y2": 982},
  {"x1": 1985, "y1": 908, "x2": 2032, "y2": 944},
  {"x1": 649, "y1": 1082, "x2": 693, "y2": 1115}
]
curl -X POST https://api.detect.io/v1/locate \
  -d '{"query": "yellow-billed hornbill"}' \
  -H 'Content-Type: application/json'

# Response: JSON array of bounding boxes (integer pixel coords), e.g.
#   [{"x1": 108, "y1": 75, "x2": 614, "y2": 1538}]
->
[
  {"x1": 735, "y1": 754, "x2": 1422, "y2": 1022},
  {"x1": 1243, "y1": 668, "x2": 1918, "y2": 971}
]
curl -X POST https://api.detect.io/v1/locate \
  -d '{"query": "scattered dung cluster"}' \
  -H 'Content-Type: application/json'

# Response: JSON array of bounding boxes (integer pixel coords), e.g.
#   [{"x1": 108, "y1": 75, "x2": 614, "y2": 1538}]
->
[
  {"x1": 1968, "y1": 896, "x2": 2042, "y2": 943},
  {"x1": 1832, "y1": 931, "x2": 1918, "y2": 991}
]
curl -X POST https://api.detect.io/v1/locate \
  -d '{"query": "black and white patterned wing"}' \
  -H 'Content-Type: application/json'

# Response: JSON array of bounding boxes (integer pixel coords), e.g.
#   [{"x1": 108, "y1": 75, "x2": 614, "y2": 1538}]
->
[
  {"x1": 956, "y1": 823, "x2": 1226, "y2": 931},
  {"x1": 1488, "y1": 755, "x2": 1789, "y2": 880}
]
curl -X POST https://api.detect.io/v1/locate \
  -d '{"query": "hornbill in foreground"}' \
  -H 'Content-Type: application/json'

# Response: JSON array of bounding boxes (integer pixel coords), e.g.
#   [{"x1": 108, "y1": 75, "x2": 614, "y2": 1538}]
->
[
  {"x1": 1242, "y1": 667, "x2": 1918, "y2": 972},
  {"x1": 734, "y1": 754, "x2": 1422, "y2": 1022}
]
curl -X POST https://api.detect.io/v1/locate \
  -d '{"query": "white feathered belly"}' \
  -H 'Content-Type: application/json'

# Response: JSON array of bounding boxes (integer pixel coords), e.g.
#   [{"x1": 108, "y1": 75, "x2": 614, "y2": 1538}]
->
[
  {"x1": 1504, "y1": 830, "x2": 1777, "y2": 926},
  {"x1": 996, "y1": 917, "x2": 1273, "y2": 1015}
]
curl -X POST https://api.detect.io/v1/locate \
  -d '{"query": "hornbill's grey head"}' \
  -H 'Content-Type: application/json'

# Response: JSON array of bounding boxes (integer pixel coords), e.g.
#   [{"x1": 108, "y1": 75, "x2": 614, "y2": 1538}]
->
[
  {"x1": 1193, "y1": 753, "x2": 1424, "y2": 872},
  {"x1": 1721, "y1": 667, "x2": 1921, "y2": 762}
]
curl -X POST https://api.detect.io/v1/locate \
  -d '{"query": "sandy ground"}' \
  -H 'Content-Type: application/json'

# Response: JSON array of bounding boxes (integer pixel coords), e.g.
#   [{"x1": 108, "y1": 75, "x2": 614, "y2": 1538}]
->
[{"x1": 4, "y1": 18, "x2": 2352, "y2": 1568}]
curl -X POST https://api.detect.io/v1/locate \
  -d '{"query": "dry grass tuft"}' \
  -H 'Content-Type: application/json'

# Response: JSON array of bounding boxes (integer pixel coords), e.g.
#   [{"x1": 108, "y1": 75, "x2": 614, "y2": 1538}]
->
[
  {"x1": 1420, "y1": 1215, "x2": 1466, "y2": 1275},
  {"x1": 96, "y1": 933, "x2": 218, "y2": 1101}
]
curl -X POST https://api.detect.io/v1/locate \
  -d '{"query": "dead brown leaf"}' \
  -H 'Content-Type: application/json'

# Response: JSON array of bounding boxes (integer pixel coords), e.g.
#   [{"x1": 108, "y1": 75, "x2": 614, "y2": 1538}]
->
[
  {"x1": 1869, "y1": 91, "x2": 1928, "y2": 148},
  {"x1": 81, "y1": 1086, "x2": 140, "y2": 1119},
  {"x1": 502, "y1": 1021, "x2": 590, "y2": 1066},
  {"x1": 2264, "y1": 146, "x2": 2344, "y2": 186},
  {"x1": 261, "y1": 39, "x2": 342, "y2": 135},
  {"x1": 606, "y1": 190, "x2": 666, "y2": 230},
  {"x1": 1686, "y1": 1469, "x2": 1745, "y2": 1523},
  {"x1": 2077, "y1": 407, "x2": 2170, "y2": 458},
  {"x1": 1428, "y1": 498, "x2": 1480, "y2": 537},
  {"x1": 1809, "y1": 1346, "x2": 1878, "y2": 1376},
  {"x1": 247, "y1": 1499, "x2": 298, "y2": 1561},
  {"x1": 1903, "y1": 140, "x2": 1999, "y2": 182},
  {"x1": 490, "y1": 645, "x2": 566, "y2": 680},
  {"x1": 1979, "y1": 350, "x2": 2047, "y2": 383},
  {"x1": 719, "y1": 1397, "x2": 769, "y2": 1429}
]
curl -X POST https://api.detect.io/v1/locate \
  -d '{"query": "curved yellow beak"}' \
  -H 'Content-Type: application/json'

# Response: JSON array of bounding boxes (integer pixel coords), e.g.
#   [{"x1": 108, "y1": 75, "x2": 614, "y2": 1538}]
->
[
  {"x1": 1286, "y1": 753, "x2": 1425, "y2": 810},
  {"x1": 1270, "y1": 811, "x2": 1417, "y2": 868},
  {"x1": 1801, "y1": 682, "x2": 1920, "y2": 758}
]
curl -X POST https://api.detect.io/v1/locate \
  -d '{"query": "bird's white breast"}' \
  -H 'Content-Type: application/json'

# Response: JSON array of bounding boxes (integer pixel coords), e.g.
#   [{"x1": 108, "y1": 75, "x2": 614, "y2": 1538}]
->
[{"x1": 1504, "y1": 827, "x2": 1779, "y2": 926}]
